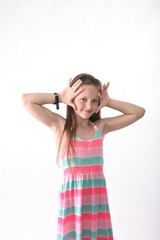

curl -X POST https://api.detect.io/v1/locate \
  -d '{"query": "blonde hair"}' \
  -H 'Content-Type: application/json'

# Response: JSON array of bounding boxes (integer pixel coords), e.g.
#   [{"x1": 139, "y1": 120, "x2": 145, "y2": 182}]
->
[{"x1": 56, "y1": 73, "x2": 102, "y2": 171}]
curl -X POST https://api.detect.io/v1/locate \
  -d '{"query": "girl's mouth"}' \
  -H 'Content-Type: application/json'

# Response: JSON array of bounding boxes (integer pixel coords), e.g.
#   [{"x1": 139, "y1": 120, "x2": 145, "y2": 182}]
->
[{"x1": 84, "y1": 110, "x2": 92, "y2": 113}]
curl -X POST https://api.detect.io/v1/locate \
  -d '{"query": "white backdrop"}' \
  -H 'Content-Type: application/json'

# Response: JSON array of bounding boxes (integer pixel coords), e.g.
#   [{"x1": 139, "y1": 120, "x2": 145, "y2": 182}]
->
[{"x1": 0, "y1": 0, "x2": 160, "y2": 239}]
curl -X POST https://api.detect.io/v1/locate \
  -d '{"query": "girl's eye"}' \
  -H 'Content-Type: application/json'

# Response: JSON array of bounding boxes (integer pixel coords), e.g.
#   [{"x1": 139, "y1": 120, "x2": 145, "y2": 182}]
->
[
  {"x1": 93, "y1": 99, "x2": 98, "y2": 103},
  {"x1": 81, "y1": 98, "x2": 87, "y2": 102}
]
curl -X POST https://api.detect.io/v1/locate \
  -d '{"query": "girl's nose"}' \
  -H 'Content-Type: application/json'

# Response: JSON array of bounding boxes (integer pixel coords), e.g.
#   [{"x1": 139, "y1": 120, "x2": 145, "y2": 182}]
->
[{"x1": 86, "y1": 101, "x2": 92, "y2": 109}]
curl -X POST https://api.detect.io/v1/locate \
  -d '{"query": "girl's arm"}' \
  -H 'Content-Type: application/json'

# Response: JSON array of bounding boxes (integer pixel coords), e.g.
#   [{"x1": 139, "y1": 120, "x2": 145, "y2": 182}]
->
[
  {"x1": 95, "y1": 83, "x2": 145, "y2": 135},
  {"x1": 102, "y1": 98, "x2": 145, "y2": 134},
  {"x1": 21, "y1": 93, "x2": 65, "y2": 130},
  {"x1": 21, "y1": 78, "x2": 84, "y2": 131}
]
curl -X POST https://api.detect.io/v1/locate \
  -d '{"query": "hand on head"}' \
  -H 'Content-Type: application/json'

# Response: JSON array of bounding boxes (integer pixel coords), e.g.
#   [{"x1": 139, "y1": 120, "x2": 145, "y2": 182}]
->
[
  {"x1": 59, "y1": 78, "x2": 84, "y2": 111},
  {"x1": 95, "y1": 82, "x2": 110, "y2": 113}
]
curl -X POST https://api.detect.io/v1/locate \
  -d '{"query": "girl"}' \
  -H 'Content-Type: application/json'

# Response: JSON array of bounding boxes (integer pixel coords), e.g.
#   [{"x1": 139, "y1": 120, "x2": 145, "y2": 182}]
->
[{"x1": 21, "y1": 73, "x2": 145, "y2": 240}]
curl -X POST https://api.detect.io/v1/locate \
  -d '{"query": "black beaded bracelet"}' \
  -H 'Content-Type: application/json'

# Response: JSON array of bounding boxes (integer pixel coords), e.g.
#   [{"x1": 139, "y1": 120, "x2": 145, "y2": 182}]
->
[{"x1": 53, "y1": 93, "x2": 59, "y2": 109}]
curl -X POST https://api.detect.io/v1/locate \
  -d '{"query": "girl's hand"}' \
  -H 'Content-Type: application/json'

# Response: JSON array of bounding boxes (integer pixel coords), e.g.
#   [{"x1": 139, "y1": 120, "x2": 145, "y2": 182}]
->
[
  {"x1": 95, "y1": 82, "x2": 110, "y2": 113},
  {"x1": 59, "y1": 78, "x2": 84, "y2": 110}
]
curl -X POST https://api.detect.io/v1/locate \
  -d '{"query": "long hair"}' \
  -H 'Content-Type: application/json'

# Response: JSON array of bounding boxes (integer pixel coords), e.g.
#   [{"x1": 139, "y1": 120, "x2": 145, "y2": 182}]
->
[{"x1": 56, "y1": 73, "x2": 102, "y2": 171}]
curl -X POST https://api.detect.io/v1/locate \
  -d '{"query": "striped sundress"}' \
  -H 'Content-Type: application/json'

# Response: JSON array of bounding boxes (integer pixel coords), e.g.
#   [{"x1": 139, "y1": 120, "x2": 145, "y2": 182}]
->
[{"x1": 57, "y1": 120, "x2": 114, "y2": 240}]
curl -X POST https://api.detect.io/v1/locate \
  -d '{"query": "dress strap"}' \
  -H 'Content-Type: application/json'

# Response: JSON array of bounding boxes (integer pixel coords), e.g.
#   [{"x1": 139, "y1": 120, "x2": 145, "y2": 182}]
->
[{"x1": 89, "y1": 120, "x2": 98, "y2": 130}]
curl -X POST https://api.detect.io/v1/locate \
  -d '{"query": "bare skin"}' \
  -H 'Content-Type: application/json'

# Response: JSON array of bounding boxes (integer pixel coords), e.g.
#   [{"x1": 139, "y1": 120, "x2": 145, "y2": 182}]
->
[{"x1": 21, "y1": 78, "x2": 145, "y2": 154}]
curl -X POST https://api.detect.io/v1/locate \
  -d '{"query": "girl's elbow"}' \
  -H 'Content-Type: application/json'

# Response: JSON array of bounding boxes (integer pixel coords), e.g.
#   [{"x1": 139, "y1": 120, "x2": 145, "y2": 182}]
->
[
  {"x1": 138, "y1": 108, "x2": 146, "y2": 118},
  {"x1": 21, "y1": 94, "x2": 28, "y2": 105}
]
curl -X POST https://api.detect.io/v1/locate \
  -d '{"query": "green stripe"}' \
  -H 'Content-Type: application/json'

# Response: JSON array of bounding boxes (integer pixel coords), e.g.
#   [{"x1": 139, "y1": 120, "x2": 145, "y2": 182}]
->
[
  {"x1": 62, "y1": 156, "x2": 104, "y2": 169},
  {"x1": 58, "y1": 203, "x2": 110, "y2": 217},
  {"x1": 57, "y1": 228, "x2": 113, "y2": 240},
  {"x1": 61, "y1": 178, "x2": 106, "y2": 191},
  {"x1": 95, "y1": 129, "x2": 103, "y2": 138}
]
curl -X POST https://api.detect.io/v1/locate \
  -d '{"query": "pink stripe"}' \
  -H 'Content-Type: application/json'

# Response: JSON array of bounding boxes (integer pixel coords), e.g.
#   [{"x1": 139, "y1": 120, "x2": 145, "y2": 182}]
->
[
  {"x1": 65, "y1": 238, "x2": 113, "y2": 240},
  {"x1": 59, "y1": 187, "x2": 107, "y2": 199},
  {"x1": 59, "y1": 194, "x2": 109, "y2": 209},
  {"x1": 63, "y1": 165, "x2": 103, "y2": 176},
  {"x1": 57, "y1": 218, "x2": 112, "y2": 235},
  {"x1": 61, "y1": 139, "x2": 103, "y2": 159},
  {"x1": 82, "y1": 238, "x2": 113, "y2": 240},
  {"x1": 57, "y1": 212, "x2": 112, "y2": 232},
  {"x1": 64, "y1": 237, "x2": 113, "y2": 240},
  {"x1": 57, "y1": 216, "x2": 112, "y2": 230},
  {"x1": 61, "y1": 238, "x2": 113, "y2": 240},
  {"x1": 61, "y1": 140, "x2": 103, "y2": 161},
  {"x1": 73, "y1": 138, "x2": 103, "y2": 148},
  {"x1": 62, "y1": 147, "x2": 103, "y2": 159}
]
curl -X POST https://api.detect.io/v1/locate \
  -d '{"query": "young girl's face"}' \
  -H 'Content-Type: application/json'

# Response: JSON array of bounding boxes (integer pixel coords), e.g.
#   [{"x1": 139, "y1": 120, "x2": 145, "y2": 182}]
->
[{"x1": 73, "y1": 84, "x2": 100, "y2": 119}]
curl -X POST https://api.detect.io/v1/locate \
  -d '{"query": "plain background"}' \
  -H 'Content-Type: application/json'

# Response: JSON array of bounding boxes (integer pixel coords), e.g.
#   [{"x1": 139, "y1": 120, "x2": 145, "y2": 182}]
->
[{"x1": 0, "y1": 0, "x2": 160, "y2": 239}]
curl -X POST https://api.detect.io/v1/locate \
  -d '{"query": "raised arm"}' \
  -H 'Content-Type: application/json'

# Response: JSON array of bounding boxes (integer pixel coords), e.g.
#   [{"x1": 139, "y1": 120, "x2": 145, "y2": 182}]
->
[
  {"x1": 95, "y1": 82, "x2": 145, "y2": 136},
  {"x1": 21, "y1": 92, "x2": 65, "y2": 131},
  {"x1": 102, "y1": 98, "x2": 145, "y2": 134},
  {"x1": 21, "y1": 78, "x2": 84, "y2": 131}
]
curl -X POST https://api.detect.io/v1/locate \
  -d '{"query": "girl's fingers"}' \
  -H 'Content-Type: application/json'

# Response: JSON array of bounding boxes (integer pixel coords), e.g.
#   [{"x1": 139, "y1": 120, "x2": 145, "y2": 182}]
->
[
  {"x1": 101, "y1": 82, "x2": 109, "y2": 93},
  {"x1": 74, "y1": 87, "x2": 84, "y2": 97},
  {"x1": 106, "y1": 82, "x2": 110, "y2": 88},
  {"x1": 68, "y1": 78, "x2": 72, "y2": 87},
  {"x1": 101, "y1": 83, "x2": 107, "y2": 93},
  {"x1": 105, "y1": 82, "x2": 110, "y2": 90},
  {"x1": 72, "y1": 79, "x2": 83, "y2": 90},
  {"x1": 75, "y1": 80, "x2": 83, "y2": 90},
  {"x1": 70, "y1": 86, "x2": 84, "y2": 105}
]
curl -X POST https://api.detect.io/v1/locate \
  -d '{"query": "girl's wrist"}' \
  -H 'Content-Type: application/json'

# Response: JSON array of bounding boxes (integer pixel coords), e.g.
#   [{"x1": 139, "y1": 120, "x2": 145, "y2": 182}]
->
[
  {"x1": 59, "y1": 92, "x2": 67, "y2": 104},
  {"x1": 106, "y1": 98, "x2": 111, "y2": 107},
  {"x1": 58, "y1": 92, "x2": 63, "y2": 103}
]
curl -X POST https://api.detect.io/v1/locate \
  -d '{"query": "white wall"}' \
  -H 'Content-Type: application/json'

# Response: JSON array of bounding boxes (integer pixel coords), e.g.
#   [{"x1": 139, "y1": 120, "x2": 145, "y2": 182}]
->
[{"x1": 0, "y1": 0, "x2": 160, "y2": 239}]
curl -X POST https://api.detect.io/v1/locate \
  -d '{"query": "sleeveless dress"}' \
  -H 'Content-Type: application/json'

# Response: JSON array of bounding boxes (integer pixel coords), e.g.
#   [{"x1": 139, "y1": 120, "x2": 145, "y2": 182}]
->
[{"x1": 56, "y1": 120, "x2": 114, "y2": 240}]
